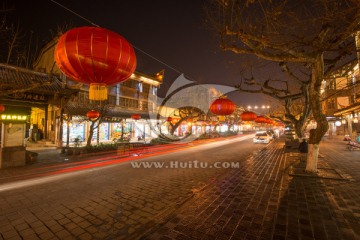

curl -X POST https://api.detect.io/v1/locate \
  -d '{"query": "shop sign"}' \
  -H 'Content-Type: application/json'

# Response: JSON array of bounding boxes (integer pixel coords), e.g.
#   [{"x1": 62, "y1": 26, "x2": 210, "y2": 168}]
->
[
  {"x1": 7, "y1": 92, "x2": 47, "y2": 102},
  {"x1": 1, "y1": 114, "x2": 28, "y2": 121},
  {"x1": 103, "y1": 117, "x2": 123, "y2": 122}
]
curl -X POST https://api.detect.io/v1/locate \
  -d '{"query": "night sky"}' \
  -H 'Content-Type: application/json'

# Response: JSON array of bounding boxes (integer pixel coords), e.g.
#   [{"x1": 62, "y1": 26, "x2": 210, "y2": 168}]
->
[{"x1": 2, "y1": 0, "x2": 270, "y2": 107}]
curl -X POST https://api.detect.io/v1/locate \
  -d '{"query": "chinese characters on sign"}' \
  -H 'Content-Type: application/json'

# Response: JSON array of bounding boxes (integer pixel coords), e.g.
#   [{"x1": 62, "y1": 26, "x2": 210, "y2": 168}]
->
[{"x1": 8, "y1": 92, "x2": 47, "y2": 102}]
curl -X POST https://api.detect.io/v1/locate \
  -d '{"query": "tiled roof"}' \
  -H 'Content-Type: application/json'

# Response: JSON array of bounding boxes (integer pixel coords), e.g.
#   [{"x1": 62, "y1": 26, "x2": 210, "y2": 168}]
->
[{"x1": 0, "y1": 63, "x2": 72, "y2": 96}]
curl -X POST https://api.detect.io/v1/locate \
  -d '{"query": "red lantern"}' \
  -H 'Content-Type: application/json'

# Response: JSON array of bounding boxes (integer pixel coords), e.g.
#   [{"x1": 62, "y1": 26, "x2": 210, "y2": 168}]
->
[
  {"x1": 86, "y1": 110, "x2": 100, "y2": 121},
  {"x1": 210, "y1": 98, "x2": 235, "y2": 116},
  {"x1": 0, "y1": 104, "x2": 5, "y2": 113},
  {"x1": 54, "y1": 26, "x2": 137, "y2": 100},
  {"x1": 166, "y1": 117, "x2": 173, "y2": 122},
  {"x1": 131, "y1": 114, "x2": 141, "y2": 121},
  {"x1": 240, "y1": 111, "x2": 257, "y2": 121},
  {"x1": 254, "y1": 116, "x2": 266, "y2": 123},
  {"x1": 266, "y1": 119, "x2": 274, "y2": 125}
]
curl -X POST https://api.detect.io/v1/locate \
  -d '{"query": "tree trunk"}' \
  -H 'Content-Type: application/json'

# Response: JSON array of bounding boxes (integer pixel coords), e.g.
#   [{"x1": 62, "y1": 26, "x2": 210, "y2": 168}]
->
[
  {"x1": 305, "y1": 143, "x2": 319, "y2": 172},
  {"x1": 87, "y1": 121, "x2": 96, "y2": 147},
  {"x1": 170, "y1": 121, "x2": 184, "y2": 135},
  {"x1": 294, "y1": 121, "x2": 306, "y2": 139},
  {"x1": 305, "y1": 54, "x2": 329, "y2": 173},
  {"x1": 97, "y1": 126, "x2": 100, "y2": 144},
  {"x1": 170, "y1": 123, "x2": 176, "y2": 135},
  {"x1": 121, "y1": 124, "x2": 124, "y2": 141}
]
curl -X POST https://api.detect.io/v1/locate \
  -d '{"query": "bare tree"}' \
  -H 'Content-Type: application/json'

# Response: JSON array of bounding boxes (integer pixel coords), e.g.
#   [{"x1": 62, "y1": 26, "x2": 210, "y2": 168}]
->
[
  {"x1": 228, "y1": 107, "x2": 240, "y2": 131},
  {"x1": 84, "y1": 104, "x2": 111, "y2": 147},
  {"x1": 171, "y1": 107, "x2": 203, "y2": 135},
  {"x1": 236, "y1": 70, "x2": 311, "y2": 138},
  {"x1": 0, "y1": 5, "x2": 38, "y2": 68},
  {"x1": 206, "y1": 0, "x2": 360, "y2": 172}
]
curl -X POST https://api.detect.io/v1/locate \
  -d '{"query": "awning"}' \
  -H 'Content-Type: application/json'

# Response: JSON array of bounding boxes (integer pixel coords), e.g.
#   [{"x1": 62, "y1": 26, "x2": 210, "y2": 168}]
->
[{"x1": 64, "y1": 101, "x2": 154, "y2": 119}]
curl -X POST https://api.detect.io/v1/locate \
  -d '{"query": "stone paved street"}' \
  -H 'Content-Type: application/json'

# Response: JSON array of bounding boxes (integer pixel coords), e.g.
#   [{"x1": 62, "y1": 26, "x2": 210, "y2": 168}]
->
[
  {"x1": 144, "y1": 136, "x2": 360, "y2": 240},
  {"x1": 0, "y1": 135, "x2": 359, "y2": 240},
  {"x1": 0, "y1": 135, "x2": 260, "y2": 240}
]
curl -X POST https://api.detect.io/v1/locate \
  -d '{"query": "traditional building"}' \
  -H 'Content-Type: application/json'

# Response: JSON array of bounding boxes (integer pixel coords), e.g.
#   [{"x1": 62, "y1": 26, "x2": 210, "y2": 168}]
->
[
  {"x1": 321, "y1": 32, "x2": 360, "y2": 137},
  {"x1": 32, "y1": 36, "x2": 163, "y2": 146},
  {"x1": 0, "y1": 36, "x2": 163, "y2": 167},
  {"x1": 0, "y1": 63, "x2": 75, "y2": 167}
]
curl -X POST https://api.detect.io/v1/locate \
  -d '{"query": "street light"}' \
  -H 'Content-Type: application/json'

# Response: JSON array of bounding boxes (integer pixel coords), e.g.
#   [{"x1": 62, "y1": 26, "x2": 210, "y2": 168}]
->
[{"x1": 247, "y1": 105, "x2": 270, "y2": 114}]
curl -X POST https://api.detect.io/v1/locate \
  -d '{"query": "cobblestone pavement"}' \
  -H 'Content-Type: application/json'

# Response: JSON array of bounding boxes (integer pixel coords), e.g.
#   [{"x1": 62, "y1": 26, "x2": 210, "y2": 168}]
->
[
  {"x1": 0, "y1": 135, "x2": 264, "y2": 240},
  {"x1": 1, "y1": 135, "x2": 359, "y2": 240},
  {"x1": 143, "y1": 136, "x2": 360, "y2": 240}
]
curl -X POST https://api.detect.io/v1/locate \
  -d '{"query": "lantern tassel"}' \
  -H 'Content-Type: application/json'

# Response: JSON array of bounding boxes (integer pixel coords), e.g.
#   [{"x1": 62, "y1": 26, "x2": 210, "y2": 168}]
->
[{"x1": 89, "y1": 83, "x2": 108, "y2": 100}]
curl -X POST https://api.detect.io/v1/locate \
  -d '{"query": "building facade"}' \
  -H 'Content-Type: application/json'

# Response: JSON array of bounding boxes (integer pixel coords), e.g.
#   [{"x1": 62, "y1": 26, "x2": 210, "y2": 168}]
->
[
  {"x1": 1, "y1": 36, "x2": 163, "y2": 153},
  {"x1": 32, "y1": 37, "x2": 163, "y2": 146},
  {"x1": 321, "y1": 32, "x2": 360, "y2": 138}
]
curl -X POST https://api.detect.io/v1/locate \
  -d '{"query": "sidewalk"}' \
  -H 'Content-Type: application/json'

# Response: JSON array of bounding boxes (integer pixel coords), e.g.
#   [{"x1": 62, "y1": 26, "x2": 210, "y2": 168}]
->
[{"x1": 143, "y1": 136, "x2": 360, "y2": 240}]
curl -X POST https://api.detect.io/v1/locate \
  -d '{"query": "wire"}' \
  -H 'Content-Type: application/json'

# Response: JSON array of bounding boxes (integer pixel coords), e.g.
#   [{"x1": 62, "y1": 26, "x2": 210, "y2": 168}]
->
[
  {"x1": 132, "y1": 46, "x2": 182, "y2": 75},
  {"x1": 50, "y1": 0, "x2": 186, "y2": 78},
  {"x1": 49, "y1": 0, "x2": 100, "y2": 27}
]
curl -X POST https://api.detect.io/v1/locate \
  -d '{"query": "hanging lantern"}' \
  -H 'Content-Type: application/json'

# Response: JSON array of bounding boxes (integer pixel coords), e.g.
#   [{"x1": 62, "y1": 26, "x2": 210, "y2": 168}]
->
[
  {"x1": 131, "y1": 114, "x2": 141, "y2": 121},
  {"x1": 254, "y1": 116, "x2": 267, "y2": 123},
  {"x1": 86, "y1": 110, "x2": 100, "y2": 121},
  {"x1": 240, "y1": 111, "x2": 257, "y2": 121},
  {"x1": 0, "y1": 104, "x2": 5, "y2": 113},
  {"x1": 266, "y1": 118, "x2": 274, "y2": 125},
  {"x1": 210, "y1": 97, "x2": 235, "y2": 116},
  {"x1": 166, "y1": 117, "x2": 173, "y2": 122},
  {"x1": 54, "y1": 26, "x2": 137, "y2": 100}
]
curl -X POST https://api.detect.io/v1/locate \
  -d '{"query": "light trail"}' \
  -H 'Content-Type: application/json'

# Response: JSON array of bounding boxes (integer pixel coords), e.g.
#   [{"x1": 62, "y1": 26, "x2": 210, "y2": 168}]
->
[{"x1": 0, "y1": 134, "x2": 254, "y2": 192}]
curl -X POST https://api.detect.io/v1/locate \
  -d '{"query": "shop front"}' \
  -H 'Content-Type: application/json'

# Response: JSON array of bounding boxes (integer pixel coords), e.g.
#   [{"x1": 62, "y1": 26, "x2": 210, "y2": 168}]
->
[
  {"x1": 334, "y1": 103, "x2": 360, "y2": 139},
  {"x1": 0, "y1": 106, "x2": 30, "y2": 168}
]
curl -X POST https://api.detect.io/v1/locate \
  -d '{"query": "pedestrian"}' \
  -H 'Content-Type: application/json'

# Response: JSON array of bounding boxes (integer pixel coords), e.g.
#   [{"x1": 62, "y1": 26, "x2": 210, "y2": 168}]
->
[{"x1": 298, "y1": 138, "x2": 308, "y2": 153}]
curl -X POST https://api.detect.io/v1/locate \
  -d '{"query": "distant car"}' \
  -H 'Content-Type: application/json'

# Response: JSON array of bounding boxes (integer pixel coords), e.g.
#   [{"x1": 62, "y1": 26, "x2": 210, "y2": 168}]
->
[{"x1": 253, "y1": 132, "x2": 271, "y2": 144}]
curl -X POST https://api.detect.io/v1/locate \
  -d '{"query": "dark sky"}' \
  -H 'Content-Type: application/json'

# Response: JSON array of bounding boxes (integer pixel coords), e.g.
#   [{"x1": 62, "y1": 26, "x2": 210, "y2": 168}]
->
[{"x1": 3, "y1": 0, "x2": 269, "y2": 106}]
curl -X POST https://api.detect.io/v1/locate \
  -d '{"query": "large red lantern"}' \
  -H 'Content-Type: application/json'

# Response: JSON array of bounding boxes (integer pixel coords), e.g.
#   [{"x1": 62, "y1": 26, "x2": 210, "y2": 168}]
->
[
  {"x1": 254, "y1": 116, "x2": 267, "y2": 123},
  {"x1": 131, "y1": 114, "x2": 141, "y2": 121},
  {"x1": 240, "y1": 111, "x2": 257, "y2": 121},
  {"x1": 54, "y1": 26, "x2": 137, "y2": 100},
  {"x1": 86, "y1": 110, "x2": 100, "y2": 121},
  {"x1": 210, "y1": 97, "x2": 236, "y2": 116},
  {"x1": 0, "y1": 104, "x2": 5, "y2": 113}
]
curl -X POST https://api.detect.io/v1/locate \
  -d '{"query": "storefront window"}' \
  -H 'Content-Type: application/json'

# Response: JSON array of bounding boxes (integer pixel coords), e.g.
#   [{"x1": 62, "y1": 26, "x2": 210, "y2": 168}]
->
[
  {"x1": 110, "y1": 122, "x2": 132, "y2": 140},
  {"x1": 62, "y1": 123, "x2": 85, "y2": 142},
  {"x1": 92, "y1": 123, "x2": 110, "y2": 140}
]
